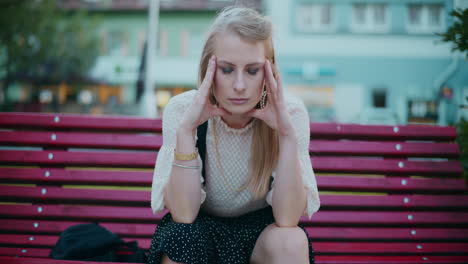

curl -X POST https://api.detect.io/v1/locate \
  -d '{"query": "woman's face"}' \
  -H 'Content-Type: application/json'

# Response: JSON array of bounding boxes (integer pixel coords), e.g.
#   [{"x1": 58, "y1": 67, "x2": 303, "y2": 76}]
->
[{"x1": 212, "y1": 32, "x2": 266, "y2": 115}]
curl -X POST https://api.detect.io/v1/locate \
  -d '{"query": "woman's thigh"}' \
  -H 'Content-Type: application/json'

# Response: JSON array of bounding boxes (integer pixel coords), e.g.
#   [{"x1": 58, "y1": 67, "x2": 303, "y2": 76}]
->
[{"x1": 249, "y1": 223, "x2": 309, "y2": 264}]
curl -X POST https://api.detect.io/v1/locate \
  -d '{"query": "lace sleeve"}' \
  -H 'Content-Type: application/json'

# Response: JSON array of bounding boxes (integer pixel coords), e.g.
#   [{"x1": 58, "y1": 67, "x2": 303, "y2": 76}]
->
[
  {"x1": 150, "y1": 91, "x2": 206, "y2": 215},
  {"x1": 265, "y1": 94, "x2": 320, "y2": 219}
]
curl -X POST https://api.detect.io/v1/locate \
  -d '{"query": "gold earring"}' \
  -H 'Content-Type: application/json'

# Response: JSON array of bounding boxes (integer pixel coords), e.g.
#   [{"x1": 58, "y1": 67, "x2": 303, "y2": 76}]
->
[{"x1": 260, "y1": 90, "x2": 267, "y2": 109}]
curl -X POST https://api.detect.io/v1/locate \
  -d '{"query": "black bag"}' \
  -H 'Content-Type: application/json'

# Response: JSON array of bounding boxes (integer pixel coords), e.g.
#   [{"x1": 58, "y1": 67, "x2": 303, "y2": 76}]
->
[{"x1": 49, "y1": 222, "x2": 147, "y2": 263}]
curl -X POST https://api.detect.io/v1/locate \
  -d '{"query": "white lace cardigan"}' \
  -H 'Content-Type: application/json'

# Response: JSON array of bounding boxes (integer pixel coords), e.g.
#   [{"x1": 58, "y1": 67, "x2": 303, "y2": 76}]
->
[{"x1": 151, "y1": 89, "x2": 320, "y2": 218}]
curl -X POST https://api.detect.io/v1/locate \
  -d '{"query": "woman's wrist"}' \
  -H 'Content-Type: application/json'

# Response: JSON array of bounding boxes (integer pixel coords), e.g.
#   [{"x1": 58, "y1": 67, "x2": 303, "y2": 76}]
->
[
  {"x1": 176, "y1": 124, "x2": 197, "y2": 155},
  {"x1": 279, "y1": 132, "x2": 298, "y2": 146},
  {"x1": 178, "y1": 121, "x2": 196, "y2": 135}
]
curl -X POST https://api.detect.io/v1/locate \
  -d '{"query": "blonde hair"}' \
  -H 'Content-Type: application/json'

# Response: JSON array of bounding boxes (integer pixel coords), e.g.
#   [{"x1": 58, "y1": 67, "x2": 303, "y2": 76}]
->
[{"x1": 198, "y1": 6, "x2": 279, "y2": 199}]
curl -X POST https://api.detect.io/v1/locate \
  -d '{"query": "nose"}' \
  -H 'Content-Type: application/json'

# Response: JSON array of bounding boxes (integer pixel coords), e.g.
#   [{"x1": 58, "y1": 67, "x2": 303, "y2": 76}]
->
[{"x1": 233, "y1": 72, "x2": 246, "y2": 92}]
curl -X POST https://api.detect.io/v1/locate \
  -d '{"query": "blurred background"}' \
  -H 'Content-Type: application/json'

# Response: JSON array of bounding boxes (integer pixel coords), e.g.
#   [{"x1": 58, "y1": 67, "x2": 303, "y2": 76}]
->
[{"x1": 0, "y1": 0, "x2": 467, "y2": 126}]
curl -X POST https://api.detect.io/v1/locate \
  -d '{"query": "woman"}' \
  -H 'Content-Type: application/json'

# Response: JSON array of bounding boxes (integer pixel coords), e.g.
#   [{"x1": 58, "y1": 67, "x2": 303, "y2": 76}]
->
[{"x1": 147, "y1": 6, "x2": 320, "y2": 264}]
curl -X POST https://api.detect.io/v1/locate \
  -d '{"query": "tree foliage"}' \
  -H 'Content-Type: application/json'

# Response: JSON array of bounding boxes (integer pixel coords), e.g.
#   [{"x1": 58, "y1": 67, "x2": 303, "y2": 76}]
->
[
  {"x1": 455, "y1": 119, "x2": 468, "y2": 183},
  {"x1": 438, "y1": 8, "x2": 468, "y2": 183},
  {"x1": 437, "y1": 8, "x2": 468, "y2": 58},
  {"x1": 0, "y1": 0, "x2": 100, "y2": 99}
]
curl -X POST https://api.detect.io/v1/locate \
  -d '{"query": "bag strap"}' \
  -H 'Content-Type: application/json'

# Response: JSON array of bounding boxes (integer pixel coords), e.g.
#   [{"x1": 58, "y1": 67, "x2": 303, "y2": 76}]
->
[{"x1": 196, "y1": 121, "x2": 208, "y2": 186}]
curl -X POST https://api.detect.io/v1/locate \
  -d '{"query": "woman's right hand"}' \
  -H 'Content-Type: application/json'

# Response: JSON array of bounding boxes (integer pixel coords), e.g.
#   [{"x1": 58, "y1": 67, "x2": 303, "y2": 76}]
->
[{"x1": 179, "y1": 55, "x2": 231, "y2": 133}]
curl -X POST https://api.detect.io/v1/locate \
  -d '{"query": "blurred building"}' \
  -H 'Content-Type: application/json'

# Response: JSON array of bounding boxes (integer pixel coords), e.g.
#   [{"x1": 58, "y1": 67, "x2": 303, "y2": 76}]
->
[
  {"x1": 5, "y1": 0, "x2": 465, "y2": 124},
  {"x1": 267, "y1": 0, "x2": 467, "y2": 125},
  {"x1": 57, "y1": 0, "x2": 262, "y2": 115}
]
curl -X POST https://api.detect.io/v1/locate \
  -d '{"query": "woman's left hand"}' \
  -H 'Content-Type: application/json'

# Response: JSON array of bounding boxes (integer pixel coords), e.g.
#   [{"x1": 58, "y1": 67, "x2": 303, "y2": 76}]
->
[{"x1": 246, "y1": 60, "x2": 296, "y2": 139}]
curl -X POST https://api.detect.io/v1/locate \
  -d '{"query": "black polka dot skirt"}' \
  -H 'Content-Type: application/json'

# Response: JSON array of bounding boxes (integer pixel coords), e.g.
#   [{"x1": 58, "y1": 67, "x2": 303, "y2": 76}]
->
[{"x1": 146, "y1": 206, "x2": 315, "y2": 264}]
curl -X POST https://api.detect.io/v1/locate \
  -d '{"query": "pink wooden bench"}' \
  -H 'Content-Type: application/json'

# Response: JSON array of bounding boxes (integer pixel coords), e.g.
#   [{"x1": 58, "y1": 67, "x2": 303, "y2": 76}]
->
[{"x1": 0, "y1": 112, "x2": 466, "y2": 264}]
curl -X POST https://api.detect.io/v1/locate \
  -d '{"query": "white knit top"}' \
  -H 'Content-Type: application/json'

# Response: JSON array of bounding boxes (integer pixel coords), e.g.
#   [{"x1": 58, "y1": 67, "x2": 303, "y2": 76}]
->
[{"x1": 151, "y1": 90, "x2": 320, "y2": 219}]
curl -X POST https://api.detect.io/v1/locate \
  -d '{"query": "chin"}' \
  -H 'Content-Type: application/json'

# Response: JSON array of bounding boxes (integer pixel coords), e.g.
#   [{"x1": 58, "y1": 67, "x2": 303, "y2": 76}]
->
[{"x1": 221, "y1": 103, "x2": 256, "y2": 115}]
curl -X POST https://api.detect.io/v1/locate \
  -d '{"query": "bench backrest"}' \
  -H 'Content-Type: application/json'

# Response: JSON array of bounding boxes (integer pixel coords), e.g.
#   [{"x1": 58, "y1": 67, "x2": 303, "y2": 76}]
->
[{"x1": 0, "y1": 112, "x2": 466, "y2": 264}]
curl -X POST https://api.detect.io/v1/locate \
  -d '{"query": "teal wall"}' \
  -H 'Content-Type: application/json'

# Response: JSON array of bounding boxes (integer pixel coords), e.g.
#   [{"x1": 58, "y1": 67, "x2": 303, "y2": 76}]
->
[
  {"x1": 159, "y1": 11, "x2": 214, "y2": 57},
  {"x1": 94, "y1": 12, "x2": 147, "y2": 56},
  {"x1": 91, "y1": 10, "x2": 216, "y2": 57},
  {"x1": 290, "y1": 0, "x2": 452, "y2": 35}
]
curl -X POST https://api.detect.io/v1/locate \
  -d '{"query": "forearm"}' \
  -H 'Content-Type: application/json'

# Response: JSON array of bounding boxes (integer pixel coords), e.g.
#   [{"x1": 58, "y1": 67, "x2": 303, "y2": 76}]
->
[
  {"x1": 164, "y1": 127, "x2": 202, "y2": 223},
  {"x1": 271, "y1": 134, "x2": 306, "y2": 227}
]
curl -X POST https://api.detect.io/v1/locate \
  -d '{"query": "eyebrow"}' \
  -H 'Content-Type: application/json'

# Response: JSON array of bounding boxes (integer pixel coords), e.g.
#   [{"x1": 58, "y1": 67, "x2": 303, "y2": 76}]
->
[{"x1": 218, "y1": 60, "x2": 264, "y2": 67}]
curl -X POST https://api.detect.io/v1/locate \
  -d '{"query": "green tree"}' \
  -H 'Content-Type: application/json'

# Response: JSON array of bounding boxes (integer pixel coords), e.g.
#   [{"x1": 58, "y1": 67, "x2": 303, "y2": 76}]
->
[
  {"x1": 437, "y1": 8, "x2": 468, "y2": 59},
  {"x1": 0, "y1": 0, "x2": 100, "y2": 108},
  {"x1": 455, "y1": 120, "x2": 468, "y2": 182},
  {"x1": 438, "y1": 8, "x2": 468, "y2": 182}
]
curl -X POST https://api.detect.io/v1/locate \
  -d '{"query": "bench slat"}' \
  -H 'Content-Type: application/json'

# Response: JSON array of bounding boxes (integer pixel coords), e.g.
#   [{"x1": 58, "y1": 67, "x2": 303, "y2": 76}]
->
[
  {"x1": 0, "y1": 150, "x2": 462, "y2": 176},
  {"x1": 0, "y1": 234, "x2": 147, "y2": 249},
  {"x1": 0, "y1": 113, "x2": 162, "y2": 132},
  {"x1": 0, "y1": 168, "x2": 151, "y2": 187},
  {"x1": 0, "y1": 131, "x2": 161, "y2": 151},
  {"x1": 0, "y1": 150, "x2": 156, "y2": 168},
  {"x1": 314, "y1": 241, "x2": 468, "y2": 254},
  {"x1": 316, "y1": 255, "x2": 468, "y2": 264},
  {"x1": 1, "y1": 219, "x2": 467, "y2": 241},
  {"x1": 310, "y1": 140, "x2": 460, "y2": 158},
  {"x1": 304, "y1": 227, "x2": 468, "y2": 241},
  {"x1": 0, "y1": 251, "x2": 50, "y2": 260},
  {"x1": 1, "y1": 168, "x2": 465, "y2": 194},
  {"x1": 2, "y1": 255, "x2": 468, "y2": 264},
  {"x1": 0, "y1": 186, "x2": 149, "y2": 206},
  {"x1": 317, "y1": 176, "x2": 467, "y2": 193},
  {"x1": 314, "y1": 157, "x2": 462, "y2": 176},
  {"x1": 1, "y1": 204, "x2": 467, "y2": 226},
  {"x1": 2, "y1": 186, "x2": 467, "y2": 209},
  {"x1": 308, "y1": 123, "x2": 457, "y2": 141},
  {"x1": 0, "y1": 130, "x2": 460, "y2": 158},
  {"x1": 0, "y1": 220, "x2": 156, "y2": 237},
  {"x1": 321, "y1": 194, "x2": 468, "y2": 209},
  {"x1": 1, "y1": 234, "x2": 467, "y2": 254},
  {"x1": 0, "y1": 112, "x2": 457, "y2": 141}
]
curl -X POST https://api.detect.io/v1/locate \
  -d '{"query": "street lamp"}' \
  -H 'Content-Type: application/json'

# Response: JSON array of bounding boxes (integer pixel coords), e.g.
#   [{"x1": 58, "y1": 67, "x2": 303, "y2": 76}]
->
[{"x1": 140, "y1": 0, "x2": 160, "y2": 118}]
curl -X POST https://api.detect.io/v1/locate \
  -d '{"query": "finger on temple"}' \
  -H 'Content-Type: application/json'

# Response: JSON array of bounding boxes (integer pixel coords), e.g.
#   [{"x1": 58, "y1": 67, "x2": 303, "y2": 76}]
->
[
  {"x1": 200, "y1": 56, "x2": 216, "y2": 96},
  {"x1": 264, "y1": 60, "x2": 277, "y2": 94}
]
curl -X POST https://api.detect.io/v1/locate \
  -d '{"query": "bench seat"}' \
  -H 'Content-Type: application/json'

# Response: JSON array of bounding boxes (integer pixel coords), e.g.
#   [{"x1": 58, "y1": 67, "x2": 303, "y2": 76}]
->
[{"x1": 0, "y1": 112, "x2": 466, "y2": 264}]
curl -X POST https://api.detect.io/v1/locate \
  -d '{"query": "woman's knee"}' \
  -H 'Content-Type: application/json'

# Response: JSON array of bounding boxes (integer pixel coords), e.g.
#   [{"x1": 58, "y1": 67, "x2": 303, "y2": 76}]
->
[
  {"x1": 161, "y1": 253, "x2": 182, "y2": 264},
  {"x1": 261, "y1": 225, "x2": 309, "y2": 258},
  {"x1": 171, "y1": 210, "x2": 198, "y2": 224}
]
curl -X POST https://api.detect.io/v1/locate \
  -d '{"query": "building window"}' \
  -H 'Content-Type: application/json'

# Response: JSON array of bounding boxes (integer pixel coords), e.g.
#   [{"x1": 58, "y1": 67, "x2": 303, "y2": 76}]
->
[
  {"x1": 351, "y1": 3, "x2": 389, "y2": 33},
  {"x1": 408, "y1": 4, "x2": 423, "y2": 25},
  {"x1": 138, "y1": 30, "x2": 146, "y2": 56},
  {"x1": 406, "y1": 4, "x2": 444, "y2": 34},
  {"x1": 189, "y1": 31, "x2": 204, "y2": 58},
  {"x1": 107, "y1": 30, "x2": 126, "y2": 56},
  {"x1": 99, "y1": 31, "x2": 107, "y2": 55},
  {"x1": 180, "y1": 30, "x2": 189, "y2": 57},
  {"x1": 407, "y1": 100, "x2": 438, "y2": 124},
  {"x1": 296, "y1": 3, "x2": 335, "y2": 33},
  {"x1": 372, "y1": 88, "x2": 387, "y2": 108},
  {"x1": 158, "y1": 30, "x2": 168, "y2": 57}
]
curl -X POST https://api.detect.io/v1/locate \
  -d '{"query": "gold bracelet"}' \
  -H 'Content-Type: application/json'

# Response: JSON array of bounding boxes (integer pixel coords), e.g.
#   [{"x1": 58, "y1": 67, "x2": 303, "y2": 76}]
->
[{"x1": 174, "y1": 148, "x2": 199, "y2": 161}]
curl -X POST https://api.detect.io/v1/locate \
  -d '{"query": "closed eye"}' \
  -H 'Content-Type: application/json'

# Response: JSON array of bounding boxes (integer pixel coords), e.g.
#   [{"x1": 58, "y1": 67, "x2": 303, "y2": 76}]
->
[
  {"x1": 247, "y1": 68, "x2": 259, "y2": 75},
  {"x1": 220, "y1": 67, "x2": 233, "y2": 74}
]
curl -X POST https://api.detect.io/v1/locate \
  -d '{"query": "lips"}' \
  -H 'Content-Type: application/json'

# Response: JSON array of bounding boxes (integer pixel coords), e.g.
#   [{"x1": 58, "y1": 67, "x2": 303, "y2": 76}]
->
[{"x1": 229, "y1": 98, "x2": 248, "y2": 105}]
